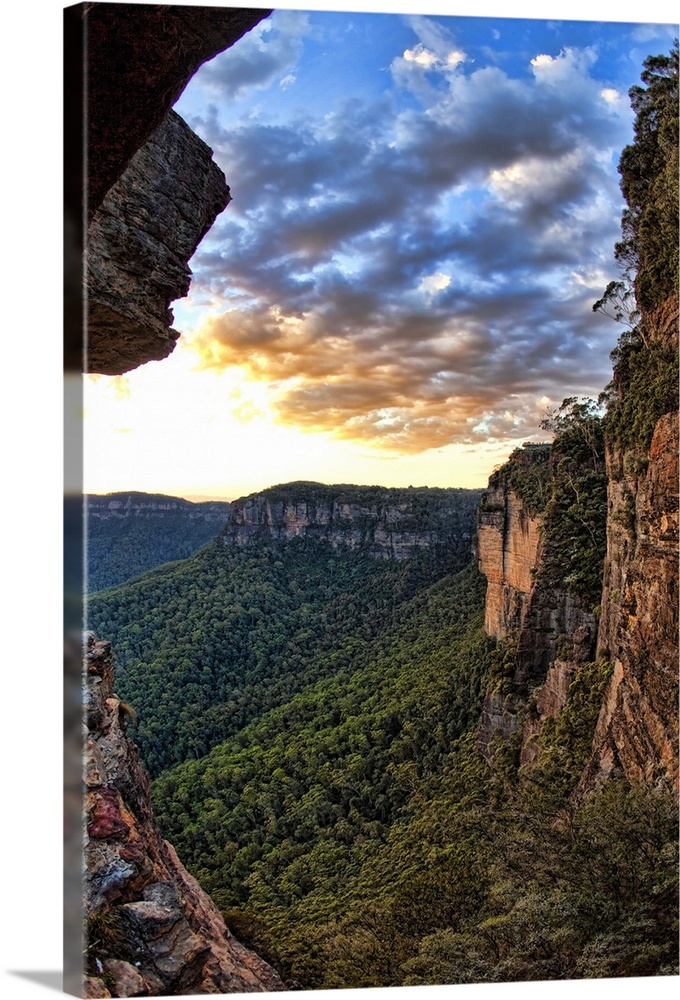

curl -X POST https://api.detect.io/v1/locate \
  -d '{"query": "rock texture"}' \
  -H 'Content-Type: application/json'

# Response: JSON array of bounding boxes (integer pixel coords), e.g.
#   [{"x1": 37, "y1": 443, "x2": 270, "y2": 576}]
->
[
  {"x1": 77, "y1": 3, "x2": 271, "y2": 221},
  {"x1": 83, "y1": 633, "x2": 284, "y2": 997},
  {"x1": 477, "y1": 476, "x2": 542, "y2": 639},
  {"x1": 86, "y1": 111, "x2": 230, "y2": 375},
  {"x1": 476, "y1": 299, "x2": 678, "y2": 785},
  {"x1": 476, "y1": 456, "x2": 598, "y2": 756},
  {"x1": 87, "y1": 492, "x2": 230, "y2": 524},
  {"x1": 584, "y1": 298, "x2": 679, "y2": 791},
  {"x1": 65, "y1": 3, "x2": 271, "y2": 371},
  {"x1": 221, "y1": 482, "x2": 481, "y2": 562}
]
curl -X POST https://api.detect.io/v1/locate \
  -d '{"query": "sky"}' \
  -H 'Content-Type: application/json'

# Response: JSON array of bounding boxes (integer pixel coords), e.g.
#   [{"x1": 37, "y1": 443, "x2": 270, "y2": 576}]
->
[{"x1": 82, "y1": 3, "x2": 677, "y2": 501}]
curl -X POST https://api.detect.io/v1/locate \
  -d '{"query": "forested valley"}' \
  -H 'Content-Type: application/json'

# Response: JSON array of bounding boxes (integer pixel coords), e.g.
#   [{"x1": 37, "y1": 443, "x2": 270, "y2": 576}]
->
[{"x1": 84, "y1": 43, "x2": 678, "y2": 991}]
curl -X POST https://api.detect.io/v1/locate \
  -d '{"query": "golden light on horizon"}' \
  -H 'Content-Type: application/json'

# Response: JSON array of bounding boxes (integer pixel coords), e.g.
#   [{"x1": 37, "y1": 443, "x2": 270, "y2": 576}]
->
[{"x1": 82, "y1": 336, "x2": 520, "y2": 501}]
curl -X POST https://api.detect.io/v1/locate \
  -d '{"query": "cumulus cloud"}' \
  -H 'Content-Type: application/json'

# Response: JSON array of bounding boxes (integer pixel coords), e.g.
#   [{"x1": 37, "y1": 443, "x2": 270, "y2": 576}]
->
[
  {"x1": 191, "y1": 10, "x2": 311, "y2": 101},
  {"x1": 185, "y1": 20, "x2": 634, "y2": 454}
]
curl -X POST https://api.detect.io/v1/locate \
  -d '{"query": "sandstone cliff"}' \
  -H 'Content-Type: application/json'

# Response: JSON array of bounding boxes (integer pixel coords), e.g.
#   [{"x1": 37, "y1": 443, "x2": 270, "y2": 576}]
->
[
  {"x1": 476, "y1": 302, "x2": 677, "y2": 785},
  {"x1": 584, "y1": 299, "x2": 679, "y2": 791},
  {"x1": 476, "y1": 462, "x2": 542, "y2": 640},
  {"x1": 87, "y1": 492, "x2": 230, "y2": 524},
  {"x1": 85, "y1": 492, "x2": 231, "y2": 592},
  {"x1": 86, "y1": 110, "x2": 230, "y2": 375},
  {"x1": 476, "y1": 441, "x2": 602, "y2": 759},
  {"x1": 221, "y1": 482, "x2": 481, "y2": 562},
  {"x1": 82, "y1": 633, "x2": 284, "y2": 998}
]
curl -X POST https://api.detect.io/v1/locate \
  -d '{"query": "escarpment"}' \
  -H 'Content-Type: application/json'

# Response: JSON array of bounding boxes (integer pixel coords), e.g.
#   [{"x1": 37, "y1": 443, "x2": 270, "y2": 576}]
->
[
  {"x1": 476, "y1": 441, "x2": 603, "y2": 757},
  {"x1": 83, "y1": 633, "x2": 284, "y2": 998},
  {"x1": 476, "y1": 301, "x2": 678, "y2": 786},
  {"x1": 584, "y1": 300, "x2": 679, "y2": 791},
  {"x1": 85, "y1": 492, "x2": 231, "y2": 592},
  {"x1": 86, "y1": 111, "x2": 231, "y2": 375},
  {"x1": 221, "y1": 481, "x2": 482, "y2": 561},
  {"x1": 476, "y1": 458, "x2": 543, "y2": 640}
]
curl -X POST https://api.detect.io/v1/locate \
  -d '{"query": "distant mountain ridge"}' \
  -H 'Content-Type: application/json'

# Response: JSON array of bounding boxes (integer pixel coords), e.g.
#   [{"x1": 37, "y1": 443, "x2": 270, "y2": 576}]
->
[
  {"x1": 221, "y1": 481, "x2": 481, "y2": 560},
  {"x1": 86, "y1": 491, "x2": 231, "y2": 592}
]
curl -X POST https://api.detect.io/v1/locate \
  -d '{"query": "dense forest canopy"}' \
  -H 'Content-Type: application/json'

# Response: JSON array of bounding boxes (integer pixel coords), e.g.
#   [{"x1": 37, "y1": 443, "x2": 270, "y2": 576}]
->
[
  {"x1": 87, "y1": 485, "x2": 480, "y2": 775},
  {"x1": 85, "y1": 492, "x2": 230, "y2": 592}
]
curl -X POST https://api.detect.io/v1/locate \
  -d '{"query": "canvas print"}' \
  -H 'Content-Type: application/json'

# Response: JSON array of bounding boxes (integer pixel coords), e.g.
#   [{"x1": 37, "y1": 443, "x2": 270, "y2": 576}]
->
[{"x1": 65, "y1": 1, "x2": 678, "y2": 997}]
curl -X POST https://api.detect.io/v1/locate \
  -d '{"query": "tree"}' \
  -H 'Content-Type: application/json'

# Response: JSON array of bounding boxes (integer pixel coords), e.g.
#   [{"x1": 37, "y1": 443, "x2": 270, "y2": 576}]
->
[{"x1": 615, "y1": 42, "x2": 679, "y2": 314}]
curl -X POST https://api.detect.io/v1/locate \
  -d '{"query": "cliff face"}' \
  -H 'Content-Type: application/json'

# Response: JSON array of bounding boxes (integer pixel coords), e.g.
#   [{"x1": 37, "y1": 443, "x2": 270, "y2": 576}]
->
[
  {"x1": 85, "y1": 492, "x2": 232, "y2": 592},
  {"x1": 65, "y1": 3, "x2": 272, "y2": 372},
  {"x1": 83, "y1": 633, "x2": 284, "y2": 998},
  {"x1": 221, "y1": 482, "x2": 481, "y2": 561},
  {"x1": 584, "y1": 298, "x2": 679, "y2": 791},
  {"x1": 87, "y1": 492, "x2": 230, "y2": 524},
  {"x1": 477, "y1": 474, "x2": 542, "y2": 640},
  {"x1": 477, "y1": 303, "x2": 677, "y2": 784},
  {"x1": 86, "y1": 111, "x2": 230, "y2": 375},
  {"x1": 73, "y1": 3, "x2": 271, "y2": 223},
  {"x1": 476, "y1": 446, "x2": 600, "y2": 757}
]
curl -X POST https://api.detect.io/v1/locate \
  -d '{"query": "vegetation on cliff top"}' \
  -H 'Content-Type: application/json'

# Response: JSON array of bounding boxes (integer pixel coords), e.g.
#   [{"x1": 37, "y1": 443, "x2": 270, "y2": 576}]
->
[
  {"x1": 486, "y1": 398, "x2": 607, "y2": 605},
  {"x1": 86, "y1": 493, "x2": 230, "y2": 592},
  {"x1": 615, "y1": 42, "x2": 678, "y2": 315},
  {"x1": 598, "y1": 41, "x2": 679, "y2": 455},
  {"x1": 538, "y1": 397, "x2": 607, "y2": 604},
  {"x1": 504, "y1": 443, "x2": 551, "y2": 516}
]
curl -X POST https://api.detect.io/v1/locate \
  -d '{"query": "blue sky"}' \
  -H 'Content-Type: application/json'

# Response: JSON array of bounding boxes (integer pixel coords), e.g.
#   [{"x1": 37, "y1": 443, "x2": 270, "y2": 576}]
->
[{"x1": 83, "y1": 3, "x2": 678, "y2": 498}]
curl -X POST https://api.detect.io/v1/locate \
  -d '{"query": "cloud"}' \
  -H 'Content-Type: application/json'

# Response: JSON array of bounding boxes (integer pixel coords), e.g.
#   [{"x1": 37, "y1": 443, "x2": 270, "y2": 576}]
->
[
  {"x1": 185, "y1": 21, "x2": 634, "y2": 454},
  {"x1": 190, "y1": 10, "x2": 312, "y2": 101}
]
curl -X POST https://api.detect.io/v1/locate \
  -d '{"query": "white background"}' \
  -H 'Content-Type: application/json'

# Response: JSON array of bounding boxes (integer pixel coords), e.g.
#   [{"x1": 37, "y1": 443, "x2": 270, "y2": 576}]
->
[{"x1": 1, "y1": 1, "x2": 677, "y2": 998}]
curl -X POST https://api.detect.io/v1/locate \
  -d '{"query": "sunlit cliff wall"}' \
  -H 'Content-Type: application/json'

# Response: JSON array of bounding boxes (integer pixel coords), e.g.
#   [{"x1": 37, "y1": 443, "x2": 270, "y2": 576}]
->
[{"x1": 584, "y1": 298, "x2": 679, "y2": 791}]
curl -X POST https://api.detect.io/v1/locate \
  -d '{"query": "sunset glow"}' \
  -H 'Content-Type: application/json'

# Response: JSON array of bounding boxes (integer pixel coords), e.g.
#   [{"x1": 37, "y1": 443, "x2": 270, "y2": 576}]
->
[{"x1": 82, "y1": 4, "x2": 677, "y2": 501}]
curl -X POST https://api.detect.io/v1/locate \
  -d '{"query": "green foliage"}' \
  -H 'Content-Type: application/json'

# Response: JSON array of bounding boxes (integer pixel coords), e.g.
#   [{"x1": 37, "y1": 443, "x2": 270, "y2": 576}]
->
[
  {"x1": 601, "y1": 336, "x2": 679, "y2": 454},
  {"x1": 615, "y1": 42, "x2": 679, "y2": 314},
  {"x1": 486, "y1": 637, "x2": 519, "y2": 694},
  {"x1": 87, "y1": 487, "x2": 481, "y2": 776},
  {"x1": 148, "y1": 546, "x2": 677, "y2": 990},
  {"x1": 521, "y1": 659, "x2": 614, "y2": 807},
  {"x1": 150, "y1": 565, "x2": 493, "y2": 983},
  {"x1": 87, "y1": 493, "x2": 230, "y2": 592},
  {"x1": 504, "y1": 444, "x2": 551, "y2": 516},
  {"x1": 537, "y1": 398, "x2": 607, "y2": 604},
  {"x1": 596, "y1": 42, "x2": 679, "y2": 455}
]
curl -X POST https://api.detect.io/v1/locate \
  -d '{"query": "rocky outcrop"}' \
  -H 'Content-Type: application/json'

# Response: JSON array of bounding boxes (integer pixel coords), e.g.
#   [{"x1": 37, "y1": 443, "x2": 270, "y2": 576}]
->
[
  {"x1": 87, "y1": 492, "x2": 230, "y2": 524},
  {"x1": 476, "y1": 449, "x2": 599, "y2": 757},
  {"x1": 477, "y1": 475, "x2": 542, "y2": 640},
  {"x1": 83, "y1": 633, "x2": 284, "y2": 997},
  {"x1": 584, "y1": 298, "x2": 679, "y2": 791},
  {"x1": 65, "y1": 3, "x2": 272, "y2": 371},
  {"x1": 221, "y1": 482, "x2": 481, "y2": 562},
  {"x1": 70, "y1": 3, "x2": 271, "y2": 222},
  {"x1": 477, "y1": 300, "x2": 678, "y2": 785},
  {"x1": 86, "y1": 111, "x2": 230, "y2": 375}
]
